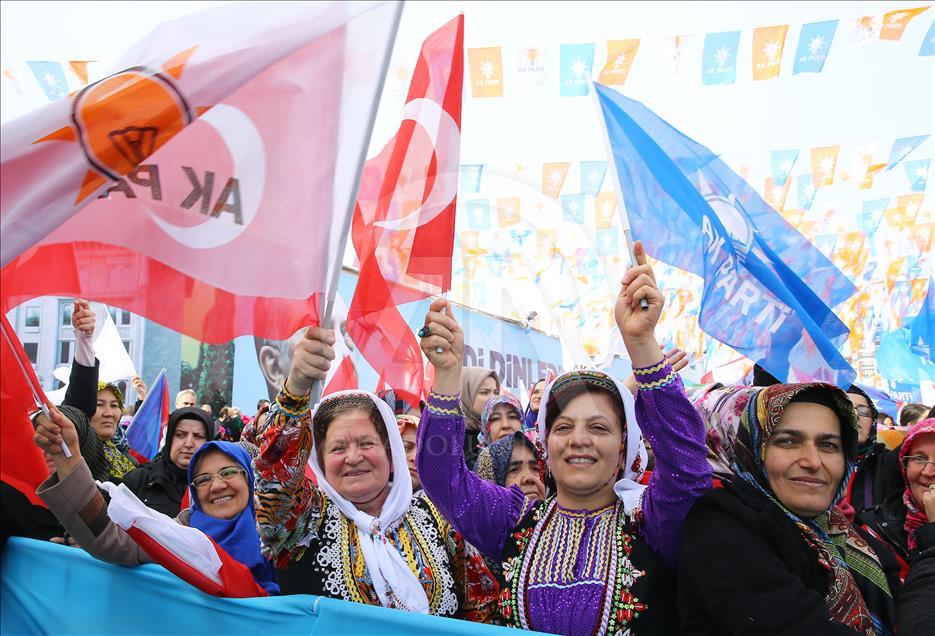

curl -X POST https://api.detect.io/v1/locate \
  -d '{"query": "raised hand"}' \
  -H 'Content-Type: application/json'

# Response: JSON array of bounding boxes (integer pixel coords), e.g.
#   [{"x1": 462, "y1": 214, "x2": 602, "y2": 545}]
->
[
  {"x1": 419, "y1": 300, "x2": 463, "y2": 396},
  {"x1": 284, "y1": 326, "x2": 335, "y2": 396},
  {"x1": 131, "y1": 376, "x2": 147, "y2": 402},
  {"x1": 614, "y1": 241, "x2": 665, "y2": 368},
  {"x1": 72, "y1": 299, "x2": 95, "y2": 337}
]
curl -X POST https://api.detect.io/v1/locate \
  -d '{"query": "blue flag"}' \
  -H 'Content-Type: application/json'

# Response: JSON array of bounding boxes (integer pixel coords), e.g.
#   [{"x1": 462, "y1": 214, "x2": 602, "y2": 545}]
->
[
  {"x1": 580, "y1": 160, "x2": 607, "y2": 195},
  {"x1": 561, "y1": 193, "x2": 586, "y2": 223},
  {"x1": 904, "y1": 158, "x2": 930, "y2": 191},
  {"x1": 793, "y1": 20, "x2": 838, "y2": 74},
  {"x1": 27, "y1": 61, "x2": 69, "y2": 101},
  {"x1": 796, "y1": 174, "x2": 816, "y2": 210},
  {"x1": 858, "y1": 198, "x2": 888, "y2": 235},
  {"x1": 595, "y1": 83, "x2": 856, "y2": 386},
  {"x1": 920, "y1": 20, "x2": 935, "y2": 56},
  {"x1": 559, "y1": 43, "x2": 595, "y2": 96},
  {"x1": 595, "y1": 227, "x2": 618, "y2": 256},
  {"x1": 466, "y1": 199, "x2": 491, "y2": 230},
  {"x1": 888, "y1": 135, "x2": 929, "y2": 168},
  {"x1": 770, "y1": 149, "x2": 800, "y2": 186},
  {"x1": 125, "y1": 369, "x2": 169, "y2": 461},
  {"x1": 701, "y1": 31, "x2": 741, "y2": 85},
  {"x1": 909, "y1": 279, "x2": 935, "y2": 363}
]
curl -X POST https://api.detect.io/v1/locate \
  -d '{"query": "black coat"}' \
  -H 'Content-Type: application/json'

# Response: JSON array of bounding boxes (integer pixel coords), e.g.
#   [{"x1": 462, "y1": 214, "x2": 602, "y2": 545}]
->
[
  {"x1": 898, "y1": 522, "x2": 935, "y2": 632},
  {"x1": 120, "y1": 455, "x2": 189, "y2": 518},
  {"x1": 849, "y1": 443, "x2": 904, "y2": 524},
  {"x1": 679, "y1": 480, "x2": 897, "y2": 635},
  {"x1": 1, "y1": 482, "x2": 63, "y2": 550}
]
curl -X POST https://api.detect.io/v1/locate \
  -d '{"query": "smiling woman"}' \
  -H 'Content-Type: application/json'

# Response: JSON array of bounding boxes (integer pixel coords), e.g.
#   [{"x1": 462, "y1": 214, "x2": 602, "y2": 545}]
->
[
  {"x1": 681, "y1": 383, "x2": 899, "y2": 634},
  {"x1": 253, "y1": 380, "x2": 500, "y2": 621}
]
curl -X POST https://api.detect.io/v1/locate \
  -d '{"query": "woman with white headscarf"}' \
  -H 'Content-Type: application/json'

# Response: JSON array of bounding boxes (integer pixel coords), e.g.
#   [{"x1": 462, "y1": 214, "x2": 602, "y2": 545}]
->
[
  {"x1": 253, "y1": 327, "x2": 499, "y2": 621},
  {"x1": 415, "y1": 242, "x2": 712, "y2": 635}
]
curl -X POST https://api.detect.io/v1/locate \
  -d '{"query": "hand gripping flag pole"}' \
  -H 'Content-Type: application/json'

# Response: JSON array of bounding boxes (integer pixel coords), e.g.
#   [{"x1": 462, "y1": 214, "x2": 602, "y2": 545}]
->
[
  {"x1": 592, "y1": 82, "x2": 648, "y2": 311},
  {"x1": 309, "y1": 2, "x2": 403, "y2": 409}
]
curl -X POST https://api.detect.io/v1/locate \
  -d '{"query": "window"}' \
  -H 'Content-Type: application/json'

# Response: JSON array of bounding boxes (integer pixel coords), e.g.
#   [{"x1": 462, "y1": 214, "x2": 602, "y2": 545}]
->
[
  {"x1": 24, "y1": 342, "x2": 38, "y2": 364},
  {"x1": 58, "y1": 340, "x2": 74, "y2": 365},
  {"x1": 60, "y1": 302, "x2": 73, "y2": 326},
  {"x1": 122, "y1": 340, "x2": 131, "y2": 354},
  {"x1": 109, "y1": 307, "x2": 131, "y2": 326},
  {"x1": 24, "y1": 307, "x2": 40, "y2": 328}
]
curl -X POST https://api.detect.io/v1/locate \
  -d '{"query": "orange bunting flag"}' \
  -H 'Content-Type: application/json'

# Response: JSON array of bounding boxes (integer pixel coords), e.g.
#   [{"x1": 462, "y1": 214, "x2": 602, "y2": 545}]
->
[
  {"x1": 496, "y1": 197, "x2": 521, "y2": 227},
  {"x1": 467, "y1": 47, "x2": 504, "y2": 97},
  {"x1": 597, "y1": 39, "x2": 640, "y2": 86},
  {"x1": 542, "y1": 162, "x2": 570, "y2": 198},
  {"x1": 810, "y1": 145, "x2": 840, "y2": 187},
  {"x1": 910, "y1": 222, "x2": 933, "y2": 253},
  {"x1": 752, "y1": 25, "x2": 789, "y2": 80},
  {"x1": 833, "y1": 231, "x2": 867, "y2": 277},
  {"x1": 780, "y1": 207, "x2": 806, "y2": 227},
  {"x1": 594, "y1": 191, "x2": 617, "y2": 228},
  {"x1": 460, "y1": 230, "x2": 485, "y2": 256},
  {"x1": 68, "y1": 60, "x2": 93, "y2": 85},
  {"x1": 880, "y1": 7, "x2": 930, "y2": 41},
  {"x1": 896, "y1": 193, "x2": 925, "y2": 223},
  {"x1": 885, "y1": 257, "x2": 906, "y2": 292},
  {"x1": 764, "y1": 177, "x2": 791, "y2": 210}
]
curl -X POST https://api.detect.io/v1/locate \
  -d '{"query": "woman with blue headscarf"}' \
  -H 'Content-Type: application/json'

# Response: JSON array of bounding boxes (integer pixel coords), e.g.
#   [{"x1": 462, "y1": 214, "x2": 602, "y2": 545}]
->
[{"x1": 34, "y1": 409, "x2": 278, "y2": 597}]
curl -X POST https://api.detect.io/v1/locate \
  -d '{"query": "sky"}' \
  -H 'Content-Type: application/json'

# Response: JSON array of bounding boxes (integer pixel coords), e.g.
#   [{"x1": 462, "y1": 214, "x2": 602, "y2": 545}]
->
[{"x1": 1, "y1": 0, "x2": 932, "y2": 377}]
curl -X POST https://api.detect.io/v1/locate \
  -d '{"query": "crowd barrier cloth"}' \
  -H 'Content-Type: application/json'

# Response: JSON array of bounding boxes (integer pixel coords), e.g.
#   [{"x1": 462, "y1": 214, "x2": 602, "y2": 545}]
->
[{"x1": 1, "y1": 538, "x2": 530, "y2": 635}]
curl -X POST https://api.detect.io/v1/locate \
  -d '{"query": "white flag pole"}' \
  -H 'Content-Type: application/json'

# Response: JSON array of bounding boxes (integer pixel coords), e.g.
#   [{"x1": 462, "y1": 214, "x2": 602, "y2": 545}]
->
[
  {"x1": 592, "y1": 82, "x2": 648, "y2": 311},
  {"x1": 309, "y1": 1, "x2": 403, "y2": 408}
]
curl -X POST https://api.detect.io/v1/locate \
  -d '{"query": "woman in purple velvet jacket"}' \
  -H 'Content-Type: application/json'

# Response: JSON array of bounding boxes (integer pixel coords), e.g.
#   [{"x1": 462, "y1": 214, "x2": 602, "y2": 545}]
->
[{"x1": 415, "y1": 242, "x2": 712, "y2": 635}]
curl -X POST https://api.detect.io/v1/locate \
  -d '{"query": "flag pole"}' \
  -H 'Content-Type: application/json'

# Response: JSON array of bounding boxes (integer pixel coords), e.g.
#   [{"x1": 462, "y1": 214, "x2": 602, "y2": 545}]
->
[
  {"x1": 309, "y1": 1, "x2": 404, "y2": 408},
  {"x1": 0, "y1": 320, "x2": 71, "y2": 457},
  {"x1": 592, "y1": 82, "x2": 648, "y2": 311}
]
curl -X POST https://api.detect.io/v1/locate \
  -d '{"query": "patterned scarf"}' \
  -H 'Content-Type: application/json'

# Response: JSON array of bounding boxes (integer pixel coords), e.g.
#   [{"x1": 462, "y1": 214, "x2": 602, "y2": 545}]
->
[
  {"x1": 477, "y1": 394, "x2": 524, "y2": 449},
  {"x1": 102, "y1": 439, "x2": 137, "y2": 479},
  {"x1": 695, "y1": 383, "x2": 892, "y2": 635},
  {"x1": 898, "y1": 418, "x2": 935, "y2": 551}
]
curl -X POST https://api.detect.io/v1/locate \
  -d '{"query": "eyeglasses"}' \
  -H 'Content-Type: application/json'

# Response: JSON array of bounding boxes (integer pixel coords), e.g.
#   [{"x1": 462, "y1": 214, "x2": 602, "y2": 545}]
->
[
  {"x1": 854, "y1": 406, "x2": 873, "y2": 418},
  {"x1": 901, "y1": 456, "x2": 935, "y2": 471},
  {"x1": 191, "y1": 466, "x2": 246, "y2": 489}
]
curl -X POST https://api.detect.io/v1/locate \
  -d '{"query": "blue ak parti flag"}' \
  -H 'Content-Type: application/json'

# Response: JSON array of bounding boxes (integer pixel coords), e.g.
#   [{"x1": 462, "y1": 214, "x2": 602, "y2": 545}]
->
[
  {"x1": 793, "y1": 20, "x2": 838, "y2": 74},
  {"x1": 561, "y1": 193, "x2": 586, "y2": 223},
  {"x1": 701, "y1": 31, "x2": 741, "y2": 85},
  {"x1": 125, "y1": 369, "x2": 170, "y2": 461},
  {"x1": 466, "y1": 199, "x2": 491, "y2": 230},
  {"x1": 560, "y1": 43, "x2": 595, "y2": 96},
  {"x1": 580, "y1": 160, "x2": 608, "y2": 195},
  {"x1": 595, "y1": 83, "x2": 857, "y2": 387},
  {"x1": 770, "y1": 149, "x2": 800, "y2": 187},
  {"x1": 26, "y1": 61, "x2": 69, "y2": 101},
  {"x1": 920, "y1": 20, "x2": 935, "y2": 56}
]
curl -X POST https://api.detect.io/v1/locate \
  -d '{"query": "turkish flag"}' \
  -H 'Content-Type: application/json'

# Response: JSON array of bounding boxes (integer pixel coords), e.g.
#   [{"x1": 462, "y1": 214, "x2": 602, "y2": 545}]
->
[
  {"x1": 348, "y1": 15, "x2": 463, "y2": 407},
  {"x1": 0, "y1": 2, "x2": 401, "y2": 343},
  {"x1": 0, "y1": 313, "x2": 51, "y2": 507}
]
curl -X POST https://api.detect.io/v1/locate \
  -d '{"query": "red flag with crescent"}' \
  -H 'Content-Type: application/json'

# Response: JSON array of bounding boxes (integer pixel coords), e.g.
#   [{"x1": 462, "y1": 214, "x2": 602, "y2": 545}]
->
[
  {"x1": 0, "y1": 2, "x2": 401, "y2": 343},
  {"x1": 348, "y1": 15, "x2": 463, "y2": 407}
]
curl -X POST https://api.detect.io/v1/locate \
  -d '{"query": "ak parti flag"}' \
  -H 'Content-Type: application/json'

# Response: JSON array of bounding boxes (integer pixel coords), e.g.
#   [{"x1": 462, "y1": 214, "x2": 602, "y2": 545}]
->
[
  {"x1": 880, "y1": 7, "x2": 930, "y2": 41},
  {"x1": 595, "y1": 83, "x2": 857, "y2": 387},
  {"x1": 597, "y1": 39, "x2": 640, "y2": 86},
  {"x1": 752, "y1": 25, "x2": 789, "y2": 80},
  {"x1": 810, "y1": 145, "x2": 840, "y2": 188},
  {"x1": 348, "y1": 15, "x2": 464, "y2": 407},
  {"x1": 1, "y1": 2, "x2": 401, "y2": 343},
  {"x1": 0, "y1": 313, "x2": 50, "y2": 507}
]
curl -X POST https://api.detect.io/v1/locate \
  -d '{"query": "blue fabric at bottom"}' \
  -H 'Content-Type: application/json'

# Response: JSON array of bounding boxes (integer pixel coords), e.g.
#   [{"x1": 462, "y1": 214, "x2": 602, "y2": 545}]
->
[{"x1": 1, "y1": 538, "x2": 525, "y2": 635}]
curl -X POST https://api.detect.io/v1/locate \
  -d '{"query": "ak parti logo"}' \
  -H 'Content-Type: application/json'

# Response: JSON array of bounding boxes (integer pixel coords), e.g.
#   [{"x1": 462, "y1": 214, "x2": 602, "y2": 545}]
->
[{"x1": 35, "y1": 47, "x2": 208, "y2": 204}]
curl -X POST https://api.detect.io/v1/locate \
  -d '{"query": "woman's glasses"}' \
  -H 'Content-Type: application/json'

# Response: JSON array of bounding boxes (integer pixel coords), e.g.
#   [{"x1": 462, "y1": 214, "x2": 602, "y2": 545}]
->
[
  {"x1": 854, "y1": 406, "x2": 873, "y2": 418},
  {"x1": 191, "y1": 466, "x2": 246, "y2": 489},
  {"x1": 901, "y1": 456, "x2": 935, "y2": 470}
]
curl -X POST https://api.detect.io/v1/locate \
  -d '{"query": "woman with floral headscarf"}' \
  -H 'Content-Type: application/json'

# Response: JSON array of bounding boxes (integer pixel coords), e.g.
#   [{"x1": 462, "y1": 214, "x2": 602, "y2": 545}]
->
[
  {"x1": 252, "y1": 326, "x2": 500, "y2": 621},
  {"x1": 476, "y1": 394, "x2": 526, "y2": 451},
  {"x1": 682, "y1": 383, "x2": 898, "y2": 634},
  {"x1": 92, "y1": 381, "x2": 138, "y2": 479},
  {"x1": 416, "y1": 242, "x2": 712, "y2": 635}
]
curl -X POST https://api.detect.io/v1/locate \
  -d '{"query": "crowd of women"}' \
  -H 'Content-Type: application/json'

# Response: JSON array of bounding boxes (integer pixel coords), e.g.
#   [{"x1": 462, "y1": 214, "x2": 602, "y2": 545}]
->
[{"x1": 11, "y1": 241, "x2": 934, "y2": 634}]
